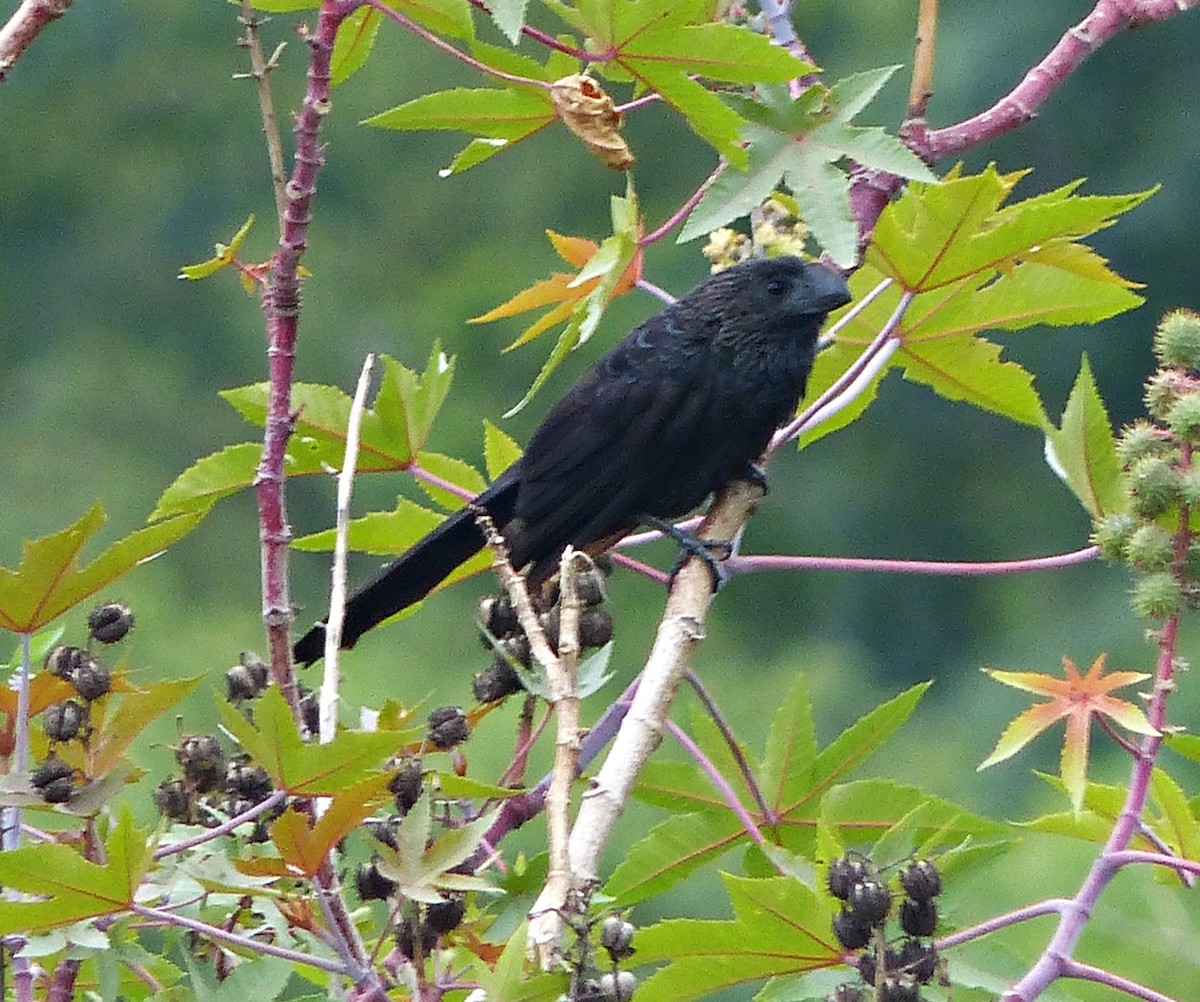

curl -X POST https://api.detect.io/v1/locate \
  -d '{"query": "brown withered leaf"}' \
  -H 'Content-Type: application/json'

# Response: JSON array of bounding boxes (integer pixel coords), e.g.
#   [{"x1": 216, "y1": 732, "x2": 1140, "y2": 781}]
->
[{"x1": 550, "y1": 74, "x2": 635, "y2": 171}]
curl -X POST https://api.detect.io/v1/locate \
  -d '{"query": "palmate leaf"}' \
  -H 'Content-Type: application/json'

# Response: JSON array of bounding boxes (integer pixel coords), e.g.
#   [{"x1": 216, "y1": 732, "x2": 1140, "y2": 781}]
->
[
  {"x1": 546, "y1": 0, "x2": 813, "y2": 167},
  {"x1": 632, "y1": 873, "x2": 839, "y2": 1002},
  {"x1": 473, "y1": 181, "x2": 642, "y2": 414},
  {"x1": 981, "y1": 654, "x2": 1156, "y2": 813},
  {"x1": 606, "y1": 682, "x2": 932, "y2": 904},
  {"x1": 680, "y1": 70, "x2": 935, "y2": 264},
  {"x1": 801, "y1": 166, "x2": 1152, "y2": 445},
  {"x1": 0, "y1": 503, "x2": 204, "y2": 634},
  {"x1": 0, "y1": 809, "x2": 151, "y2": 935},
  {"x1": 153, "y1": 349, "x2": 458, "y2": 519}
]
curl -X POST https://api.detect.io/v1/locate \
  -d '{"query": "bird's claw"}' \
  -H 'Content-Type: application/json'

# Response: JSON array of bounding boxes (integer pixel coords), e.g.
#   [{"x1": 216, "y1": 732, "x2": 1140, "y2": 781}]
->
[{"x1": 646, "y1": 516, "x2": 732, "y2": 594}]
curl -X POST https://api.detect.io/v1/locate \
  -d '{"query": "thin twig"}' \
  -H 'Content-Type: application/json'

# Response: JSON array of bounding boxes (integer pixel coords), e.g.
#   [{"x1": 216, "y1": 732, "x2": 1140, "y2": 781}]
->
[
  {"x1": 907, "y1": 0, "x2": 938, "y2": 118},
  {"x1": 320, "y1": 354, "x2": 377, "y2": 746},
  {"x1": 0, "y1": 0, "x2": 72, "y2": 82},
  {"x1": 236, "y1": 2, "x2": 289, "y2": 231}
]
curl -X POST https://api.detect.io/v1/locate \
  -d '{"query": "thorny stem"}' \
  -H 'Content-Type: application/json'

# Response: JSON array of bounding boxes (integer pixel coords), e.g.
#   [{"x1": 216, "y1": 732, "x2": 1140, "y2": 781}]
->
[{"x1": 1000, "y1": 443, "x2": 1193, "y2": 1001}]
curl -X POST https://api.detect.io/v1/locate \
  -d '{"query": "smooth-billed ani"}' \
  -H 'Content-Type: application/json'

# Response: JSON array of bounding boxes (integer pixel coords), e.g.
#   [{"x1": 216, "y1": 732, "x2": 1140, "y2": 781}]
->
[{"x1": 293, "y1": 256, "x2": 851, "y2": 664}]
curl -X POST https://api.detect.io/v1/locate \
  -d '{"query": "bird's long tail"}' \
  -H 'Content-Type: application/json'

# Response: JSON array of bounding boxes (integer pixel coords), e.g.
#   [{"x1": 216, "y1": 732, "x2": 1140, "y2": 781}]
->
[{"x1": 292, "y1": 472, "x2": 519, "y2": 665}]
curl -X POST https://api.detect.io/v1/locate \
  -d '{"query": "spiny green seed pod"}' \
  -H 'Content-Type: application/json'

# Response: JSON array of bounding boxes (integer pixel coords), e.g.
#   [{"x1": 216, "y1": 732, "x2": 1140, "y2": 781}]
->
[
  {"x1": 1167, "y1": 392, "x2": 1200, "y2": 443},
  {"x1": 1154, "y1": 309, "x2": 1200, "y2": 371},
  {"x1": 1185, "y1": 542, "x2": 1200, "y2": 582},
  {"x1": 1179, "y1": 467, "x2": 1200, "y2": 507},
  {"x1": 1144, "y1": 369, "x2": 1192, "y2": 421},
  {"x1": 1126, "y1": 524, "x2": 1175, "y2": 571},
  {"x1": 1130, "y1": 571, "x2": 1183, "y2": 619},
  {"x1": 1091, "y1": 513, "x2": 1136, "y2": 561},
  {"x1": 1115, "y1": 421, "x2": 1171, "y2": 469},
  {"x1": 1128, "y1": 455, "x2": 1180, "y2": 519}
]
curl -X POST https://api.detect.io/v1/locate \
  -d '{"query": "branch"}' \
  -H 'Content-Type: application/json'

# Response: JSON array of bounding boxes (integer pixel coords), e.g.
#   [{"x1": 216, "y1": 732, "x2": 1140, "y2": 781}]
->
[
  {"x1": 527, "y1": 550, "x2": 588, "y2": 969},
  {"x1": 726, "y1": 546, "x2": 1099, "y2": 578},
  {"x1": 565, "y1": 479, "x2": 765, "y2": 890},
  {"x1": 1001, "y1": 447, "x2": 1191, "y2": 1000},
  {"x1": 0, "y1": 0, "x2": 71, "y2": 82},
  {"x1": 235, "y1": 2, "x2": 289, "y2": 232},
  {"x1": 319, "y1": 354, "x2": 376, "y2": 746}
]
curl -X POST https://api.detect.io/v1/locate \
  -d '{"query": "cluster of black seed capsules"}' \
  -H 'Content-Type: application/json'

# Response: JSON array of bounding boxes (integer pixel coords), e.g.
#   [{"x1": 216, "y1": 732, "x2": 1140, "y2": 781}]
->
[
  {"x1": 354, "y1": 707, "x2": 480, "y2": 962},
  {"x1": 827, "y1": 854, "x2": 943, "y2": 1002},
  {"x1": 151, "y1": 652, "x2": 278, "y2": 838},
  {"x1": 1092, "y1": 309, "x2": 1200, "y2": 620},
  {"x1": 472, "y1": 556, "x2": 614, "y2": 704},
  {"x1": 33, "y1": 603, "x2": 132, "y2": 803}
]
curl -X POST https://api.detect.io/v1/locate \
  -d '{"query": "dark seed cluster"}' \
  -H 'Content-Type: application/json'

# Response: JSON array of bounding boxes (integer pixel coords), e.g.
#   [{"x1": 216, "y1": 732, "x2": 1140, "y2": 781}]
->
[
  {"x1": 32, "y1": 603, "x2": 133, "y2": 803},
  {"x1": 827, "y1": 855, "x2": 944, "y2": 1002},
  {"x1": 153, "y1": 734, "x2": 278, "y2": 839},
  {"x1": 1092, "y1": 309, "x2": 1200, "y2": 620},
  {"x1": 472, "y1": 558, "x2": 613, "y2": 704}
]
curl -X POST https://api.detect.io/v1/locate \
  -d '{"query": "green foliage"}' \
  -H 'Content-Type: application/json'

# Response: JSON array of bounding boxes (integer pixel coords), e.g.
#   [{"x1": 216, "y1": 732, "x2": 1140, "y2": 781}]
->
[
  {"x1": 632, "y1": 872, "x2": 838, "y2": 1002},
  {"x1": 0, "y1": 503, "x2": 204, "y2": 635},
  {"x1": 1043, "y1": 355, "x2": 1126, "y2": 518},
  {"x1": 0, "y1": 809, "x2": 151, "y2": 935},
  {"x1": 605, "y1": 679, "x2": 1012, "y2": 906},
  {"x1": 153, "y1": 348, "x2": 458, "y2": 519},
  {"x1": 680, "y1": 68, "x2": 935, "y2": 266},
  {"x1": 802, "y1": 167, "x2": 1152, "y2": 445},
  {"x1": 217, "y1": 687, "x2": 421, "y2": 794}
]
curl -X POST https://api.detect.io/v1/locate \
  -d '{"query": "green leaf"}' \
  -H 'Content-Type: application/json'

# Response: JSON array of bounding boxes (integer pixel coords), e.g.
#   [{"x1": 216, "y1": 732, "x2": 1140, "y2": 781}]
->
[
  {"x1": 680, "y1": 71, "x2": 932, "y2": 263},
  {"x1": 178, "y1": 216, "x2": 256, "y2": 280},
  {"x1": 414, "y1": 451, "x2": 485, "y2": 510},
  {"x1": 0, "y1": 504, "x2": 205, "y2": 634},
  {"x1": 898, "y1": 333, "x2": 1046, "y2": 427},
  {"x1": 506, "y1": 184, "x2": 640, "y2": 414},
  {"x1": 152, "y1": 443, "x2": 263, "y2": 519},
  {"x1": 1150, "y1": 767, "x2": 1200, "y2": 862},
  {"x1": 88, "y1": 676, "x2": 203, "y2": 777},
  {"x1": 217, "y1": 688, "x2": 417, "y2": 794},
  {"x1": 331, "y1": 8, "x2": 384, "y2": 86},
  {"x1": 760, "y1": 674, "x2": 819, "y2": 813},
  {"x1": 487, "y1": 0, "x2": 529, "y2": 42},
  {"x1": 292, "y1": 498, "x2": 494, "y2": 602},
  {"x1": 633, "y1": 873, "x2": 839, "y2": 1002},
  {"x1": 363, "y1": 87, "x2": 553, "y2": 141},
  {"x1": 605, "y1": 811, "x2": 743, "y2": 905},
  {"x1": 1043, "y1": 355, "x2": 1125, "y2": 518},
  {"x1": 820, "y1": 779, "x2": 1011, "y2": 858},
  {"x1": 460, "y1": 921, "x2": 566, "y2": 1001},
  {"x1": 0, "y1": 809, "x2": 151, "y2": 934},
  {"x1": 810, "y1": 682, "x2": 931, "y2": 795},
  {"x1": 375, "y1": 793, "x2": 499, "y2": 900},
  {"x1": 391, "y1": 0, "x2": 474, "y2": 40},
  {"x1": 483, "y1": 420, "x2": 523, "y2": 479}
]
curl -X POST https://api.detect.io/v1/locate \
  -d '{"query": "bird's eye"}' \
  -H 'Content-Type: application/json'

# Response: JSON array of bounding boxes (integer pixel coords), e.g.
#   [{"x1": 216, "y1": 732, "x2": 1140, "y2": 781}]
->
[{"x1": 765, "y1": 279, "x2": 787, "y2": 296}]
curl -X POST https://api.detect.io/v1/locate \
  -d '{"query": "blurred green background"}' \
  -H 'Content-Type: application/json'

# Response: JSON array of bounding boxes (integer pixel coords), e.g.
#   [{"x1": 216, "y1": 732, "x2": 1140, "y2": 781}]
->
[{"x1": 2, "y1": 0, "x2": 1199, "y2": 996}]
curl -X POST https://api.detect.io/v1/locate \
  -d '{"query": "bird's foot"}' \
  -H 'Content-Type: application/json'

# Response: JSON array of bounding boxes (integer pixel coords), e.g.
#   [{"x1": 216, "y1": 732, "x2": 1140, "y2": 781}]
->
[{"x1": 646, "y1": 516, "x2": 732, "y2": 594}]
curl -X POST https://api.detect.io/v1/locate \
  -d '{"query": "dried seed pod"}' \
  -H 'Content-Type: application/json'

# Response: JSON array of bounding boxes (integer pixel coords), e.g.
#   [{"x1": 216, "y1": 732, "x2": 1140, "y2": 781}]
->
[
  {"x1": 71, "y1": 658, "x2": 111, "y2": 701},
  {"x1": 44, "y1": 700, "x2": 85, "y2": 742},
  {"x1": 87, "y1": 602, "x2": 134, "y2": 643},
  {"x1": 427, "y1": 707, "x2": 469, "y2": 749},
  {"x1": 176, "y1": 734, "x2": 225, "y2": 793}
]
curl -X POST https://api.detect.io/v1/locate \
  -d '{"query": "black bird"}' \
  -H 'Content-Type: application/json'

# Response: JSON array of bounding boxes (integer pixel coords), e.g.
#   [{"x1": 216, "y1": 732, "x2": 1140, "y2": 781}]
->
[{"x1": 294, "y1": 256, "x2": 851, "y2": 664}]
